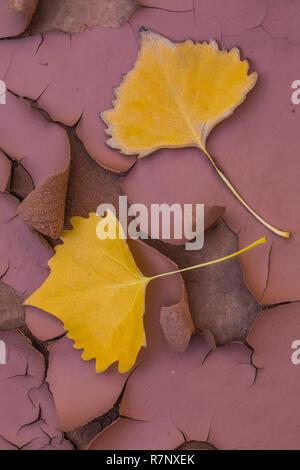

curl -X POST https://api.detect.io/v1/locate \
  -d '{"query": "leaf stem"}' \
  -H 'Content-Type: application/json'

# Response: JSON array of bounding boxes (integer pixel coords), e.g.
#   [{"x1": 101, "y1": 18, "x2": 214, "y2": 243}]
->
[
  {"x1": 202, "y1": 147, "x2": 290, "y2": 239},
  {"x1": 149, "y1": 236, "x2": 267, "y2": 281}
]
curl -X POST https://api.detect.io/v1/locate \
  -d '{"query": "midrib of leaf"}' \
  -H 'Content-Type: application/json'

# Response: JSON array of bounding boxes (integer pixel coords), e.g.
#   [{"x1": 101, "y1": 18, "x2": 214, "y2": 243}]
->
[
  {"x1": 93, "y1": 243, "x2": 144, "y2": 281},
  {"x1": 152, "y1": 41, "x2": 205, "y2": 149}
]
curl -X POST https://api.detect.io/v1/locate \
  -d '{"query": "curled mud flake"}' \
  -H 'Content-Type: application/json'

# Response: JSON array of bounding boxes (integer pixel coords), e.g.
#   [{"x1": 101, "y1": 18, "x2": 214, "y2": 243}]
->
[
  {"x1": 0, "y1": 0, "x2": 38, "y2": 38},
  {"x1": 129, "y1": 238, "x2": 194, "y2": 353},
  {"x1": 66, "y1": 406, "x2": 119, "y2": 450},
  {"x1": 0, "y1": 193, "x2": 51, "y2": 297},
  {"x1": 7, "y1": 0, "x2": 38, "y2": 17},
  {"x1": 65, "y1": 128, "x2": 123, "y2": 223},
  {"x1": 10, "y1": 162, "x2": 34, "y2": 200},
  {"x1": 160, "y1": 294, "x2": 195, "y2": 353},
  {"x1": 137, "y1": 0, "x2": 194, "y2": 11},
  {"x1": 18, "y1": 167, "x2": 70, "y2": 238},
  {"x1": 0, "y1": 92, "x2": 70, "y2": 238},
  {"x1": 204, "y1": 206, "x2": 225, "y2": 231},
  {"x1": 31, "y1": 0, "x2": 138, "y2": 34},
  {"x1": 148, "y1": 220, "x2": 260, "y2": 345},
  {"x1": 176, "y1": 440, "x2": 217, "y2": 450},
  {"x1": 0, "y1": 151, "x2": 11, "y2": 192},
  {"x1": 0, "y1": 282, "x2": 25, "y2": 330}
]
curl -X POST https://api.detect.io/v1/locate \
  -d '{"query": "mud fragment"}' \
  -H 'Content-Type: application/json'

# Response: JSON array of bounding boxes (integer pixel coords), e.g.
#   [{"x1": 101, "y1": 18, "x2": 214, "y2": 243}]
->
[
  {"x1": 0, "y1": 282, "x2": 24, "y2": 330},
  {"x1": 31, "y1": 0, "x2": 138, "y2": 34}
]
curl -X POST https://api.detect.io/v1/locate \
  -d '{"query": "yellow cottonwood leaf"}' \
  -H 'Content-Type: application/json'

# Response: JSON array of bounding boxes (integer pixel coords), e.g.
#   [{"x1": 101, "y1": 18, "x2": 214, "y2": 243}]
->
[
  {"x1": 102, "y1": 29, "x2": 290, "y2": 239},
  {"x1": 102, "y1": 29, "x2": 256, "y2": 156},
  {"x1": 25, "y1": 212, "x2": 149, "y2": 373},
  {"x1": 25, "y1": 209, "x2": 266, "y2": 373}
]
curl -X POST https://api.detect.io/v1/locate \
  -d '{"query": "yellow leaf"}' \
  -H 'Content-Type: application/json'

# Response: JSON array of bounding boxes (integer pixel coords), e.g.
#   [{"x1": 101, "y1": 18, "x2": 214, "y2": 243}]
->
[
  {"x1": 103, "y1": 30, "x2": 256, "y2": 155},
  {"x1": 25, "y1": 209, "x2": 266, "y2": 373},
  {"x1": 102, "y1": 29, "x2": 289, "y2": 239},
  {"x1": 25, "y1": 212, "x2": 149, "y2": 373}
]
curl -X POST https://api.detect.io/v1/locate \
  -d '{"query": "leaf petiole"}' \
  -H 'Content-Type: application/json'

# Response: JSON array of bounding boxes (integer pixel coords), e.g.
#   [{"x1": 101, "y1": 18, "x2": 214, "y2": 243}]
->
[
  {"x1": 202, "y1": 147, "x2": 290, "y2": 239},
  {"x1": 148, "y1": 236, "x2": 267, "y2": 281}
]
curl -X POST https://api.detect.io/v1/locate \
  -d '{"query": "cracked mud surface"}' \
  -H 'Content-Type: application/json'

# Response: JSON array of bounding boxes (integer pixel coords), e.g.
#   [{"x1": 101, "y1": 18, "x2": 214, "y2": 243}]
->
[
  {"x1": 0, "y1": 0, "x2": 300, "y2": 451},
  {"x1": 0, "y1": 330, "x2": 72, "y2": 450}
]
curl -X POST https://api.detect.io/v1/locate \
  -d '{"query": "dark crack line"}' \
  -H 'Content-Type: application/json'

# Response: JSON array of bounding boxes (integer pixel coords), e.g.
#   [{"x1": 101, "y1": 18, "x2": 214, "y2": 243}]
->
[
  {"x1": 263, "y1": 299, "x2": 300, "y2": 310},
  {"x1": 6, "y1": 361, "x2": 33, "y2": 380},
  {"x1": 72, "y1": 109, "x2": 84, "y2": 129},
  {"x1": 206, "y1": 417, "x2": 214, "y2": 442},
  {"x1": 127, "y1": 18, "x2": 138, "y2": 44},
  {"x1": 35, "y1": 81, "x2": 52, "y2": 103},
  {"x1": 27, "y1": 384, "x2": 50, "y2": 422},
  {"x1": 118, "y1": 414, "x2": 151, "y2": 423},
  {"x1": 19, "y1": 324, "x2": 50, "y2": 380},
  {"x1": 0, "y1": 263, "x2": 9, "y2": 280},
  {"x1": 17, "y1": 405, "x2": 45, "y2": 434},
  {"x1": 245, "y1": 343, "x2": 263, "y2": 386},
  {"x1": 11, "y1": 158, "x2": 35, "y2": 190},
  {"x1": 176, "y1": 427, "x2": 187, "y2": 444},
  {"x1": 2, "y1": 50, "x2": 13, "y2": 81},
  {"x1": 9, "y1": 190, "x2": 23, "y2": 202},
  {"x1": 1, "y1": 143, "x2": 27, "y2": 168},
  {"x1": 140, "y1": 5, "x2": 194, "y2": 14},
  {"x1": 0, "y1": 435, "x2": 19, "y2": 450},
  {"x1": 199, "y1": 346, "x2": 215, "y2": 367},
  {"x1": 19, "y1": 437, "x2": 39, "y2": 450},
  {"x1": 4, "y1": 213, "x2": 18, "y2": 224},
  {"x1": 34, "y1": 34, "x2": 44, "y2": 56},
  {"x1": 115, "y1": 359, "x2": 144, "y2": 408},
  {"x1": 46, "y1": 332, "x2": 67, "y2": 343},
  {"x1": 260, "y1": 242, "x2": 273, "y2": 303},
  {"x1": 41, "y1": 428, "x2": 56, "y2": 444},
  {"x1": 6, "y1": 87, "x2": 20, "y2": 99},
  {"x1": 6, "y1": 355, "x2": 32, "y2": 380}
]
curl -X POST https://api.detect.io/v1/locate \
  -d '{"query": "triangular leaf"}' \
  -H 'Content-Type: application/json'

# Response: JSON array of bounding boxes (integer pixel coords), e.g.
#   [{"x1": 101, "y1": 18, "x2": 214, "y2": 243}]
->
[
  {"x1": 25, "y1": 213, "x2": 149, "y2": 373},
  {"x1": 102, "y1": 29, "x2": 256, "y2": 156},
  {"x1": 25, "y1": 212, "x2": 266, "y2": 373}
]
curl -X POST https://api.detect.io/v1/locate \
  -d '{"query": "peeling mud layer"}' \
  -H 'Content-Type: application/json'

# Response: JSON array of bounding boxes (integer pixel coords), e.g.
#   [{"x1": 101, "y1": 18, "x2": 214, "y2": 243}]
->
[
  {"x1": 0, "y1": 0, "x2": 300, "y2": 451},
  {"x1": 0, "y1": 0, "x2": 38, "y2": 37},
  {"x1": 31, "y1": 0, "x2": 138, "y2": 34}
]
